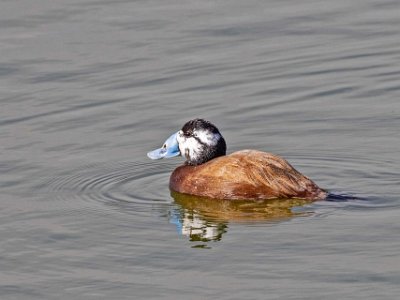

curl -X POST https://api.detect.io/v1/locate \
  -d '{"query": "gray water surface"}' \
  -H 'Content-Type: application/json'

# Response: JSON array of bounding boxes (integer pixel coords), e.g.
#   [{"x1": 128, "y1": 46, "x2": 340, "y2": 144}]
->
[{"x1": 1, "y1": 0, "x2": 400, "y2": 299}]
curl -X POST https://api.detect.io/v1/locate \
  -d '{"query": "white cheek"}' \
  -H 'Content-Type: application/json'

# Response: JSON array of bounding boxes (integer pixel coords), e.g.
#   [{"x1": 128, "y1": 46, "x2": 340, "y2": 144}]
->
[
  {"x1": 180, "y1": 137, "x2": 201, "y2": 160},
  {"x1": 196, "y1": 130, "x2": 220, "y2": 146}
]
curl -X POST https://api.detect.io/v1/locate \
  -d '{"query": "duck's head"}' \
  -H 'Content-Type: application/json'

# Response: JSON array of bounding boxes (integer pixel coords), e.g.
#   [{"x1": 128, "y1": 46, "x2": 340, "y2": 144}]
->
[{"x1": 147, "y1": 118, "x2": 227, "y2": 166}]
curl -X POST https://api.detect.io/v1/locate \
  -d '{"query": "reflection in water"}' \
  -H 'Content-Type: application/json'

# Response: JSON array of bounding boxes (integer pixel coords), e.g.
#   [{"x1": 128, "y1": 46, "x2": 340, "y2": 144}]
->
[{"x1": 170, "y1": 191, "x2": 314, "y2": 243}]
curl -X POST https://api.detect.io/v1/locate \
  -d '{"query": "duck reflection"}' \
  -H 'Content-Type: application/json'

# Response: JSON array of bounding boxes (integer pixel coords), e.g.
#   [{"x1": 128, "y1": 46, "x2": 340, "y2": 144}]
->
[{"x1": 169, "y1": 191, "x2": 314, "y2": 242}]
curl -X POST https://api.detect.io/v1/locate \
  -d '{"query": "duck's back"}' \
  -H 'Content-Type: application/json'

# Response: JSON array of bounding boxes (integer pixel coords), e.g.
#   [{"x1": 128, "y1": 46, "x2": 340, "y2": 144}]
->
[{"x1": 170, "y1": 150, "x2": 326, "y2": 200}]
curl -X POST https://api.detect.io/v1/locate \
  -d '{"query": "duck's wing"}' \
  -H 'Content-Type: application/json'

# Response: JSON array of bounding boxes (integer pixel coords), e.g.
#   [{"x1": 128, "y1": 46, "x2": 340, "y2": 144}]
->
[{"x1": 227, "y1": 150, "x2": 325, "y2": 200}]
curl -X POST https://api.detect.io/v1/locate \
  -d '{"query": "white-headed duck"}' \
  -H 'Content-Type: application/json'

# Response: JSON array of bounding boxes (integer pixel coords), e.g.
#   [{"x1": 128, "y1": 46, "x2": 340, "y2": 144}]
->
[{"x1": 147, "y1": 119, "x2": 327, "y2": 201}]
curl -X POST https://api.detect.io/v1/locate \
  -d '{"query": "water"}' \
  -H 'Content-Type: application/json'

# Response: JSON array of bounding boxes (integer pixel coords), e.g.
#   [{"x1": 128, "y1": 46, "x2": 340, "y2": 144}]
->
[{"x1": 1, "y1": 0, "x2": 400, "y2": 299}]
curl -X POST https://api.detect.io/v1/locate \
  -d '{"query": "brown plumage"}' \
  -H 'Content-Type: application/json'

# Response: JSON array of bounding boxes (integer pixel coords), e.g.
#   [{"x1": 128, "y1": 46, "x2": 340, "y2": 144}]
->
[{"x1": 170, "y1": 150, "x2": 326, "y2": 200}]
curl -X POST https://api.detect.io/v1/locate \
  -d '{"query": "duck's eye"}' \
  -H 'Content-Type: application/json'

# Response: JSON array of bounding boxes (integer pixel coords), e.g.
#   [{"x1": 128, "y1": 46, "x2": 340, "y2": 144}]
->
[{"x1": 162, "y1": 144, "x2": 166, "y2": 149}]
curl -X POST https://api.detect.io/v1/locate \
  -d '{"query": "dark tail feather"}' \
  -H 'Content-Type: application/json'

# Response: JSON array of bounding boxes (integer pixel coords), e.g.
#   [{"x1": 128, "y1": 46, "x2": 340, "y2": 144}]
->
[{"x1": 326, "y1": 192, "x2": 361, "y2": 202}]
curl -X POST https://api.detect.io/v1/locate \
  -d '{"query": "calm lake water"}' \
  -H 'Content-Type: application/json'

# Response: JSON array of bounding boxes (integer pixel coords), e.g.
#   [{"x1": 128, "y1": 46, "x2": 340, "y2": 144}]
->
[{"x1": 1, "y1": 0, "x2": 400, "y2": 299}]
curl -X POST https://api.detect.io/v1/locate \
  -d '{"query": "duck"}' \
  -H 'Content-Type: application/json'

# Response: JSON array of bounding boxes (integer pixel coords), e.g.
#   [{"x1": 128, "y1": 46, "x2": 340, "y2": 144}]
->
[{"x1": 147, "y1": 118, "x2": 327, "y2": 201}]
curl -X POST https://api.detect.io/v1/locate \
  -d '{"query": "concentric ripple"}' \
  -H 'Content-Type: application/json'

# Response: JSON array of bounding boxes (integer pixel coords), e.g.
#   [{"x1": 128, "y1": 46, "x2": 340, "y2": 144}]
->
[{"x1": 33, "y1": 160, "x2": 177, "y2": 216}]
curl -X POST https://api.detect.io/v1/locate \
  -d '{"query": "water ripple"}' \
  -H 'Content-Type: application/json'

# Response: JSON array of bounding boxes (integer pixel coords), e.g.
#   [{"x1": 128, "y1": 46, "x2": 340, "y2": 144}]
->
[{"x1": 33, "y1": 161, "x2": 176, "y2": 216}]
